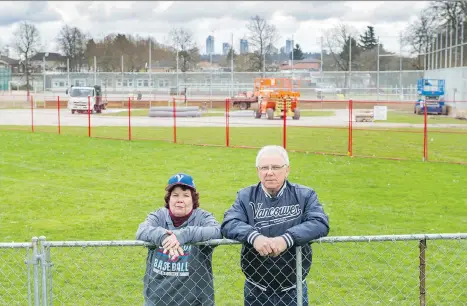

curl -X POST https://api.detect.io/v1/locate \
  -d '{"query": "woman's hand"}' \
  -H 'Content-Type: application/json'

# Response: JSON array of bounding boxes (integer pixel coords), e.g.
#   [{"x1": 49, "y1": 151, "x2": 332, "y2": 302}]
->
[
  {"x1": 162, "y1": 230, "x2": 184, "y2": 260},
  {"x1": 162, "y1": 230, "x2": 181, "y2": 250}
]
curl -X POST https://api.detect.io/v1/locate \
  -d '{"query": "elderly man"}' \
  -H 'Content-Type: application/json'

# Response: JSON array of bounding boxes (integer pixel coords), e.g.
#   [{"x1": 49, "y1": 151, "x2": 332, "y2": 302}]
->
[{"x1": 221, "y1": 145, "x2": 330, "y2": 306}]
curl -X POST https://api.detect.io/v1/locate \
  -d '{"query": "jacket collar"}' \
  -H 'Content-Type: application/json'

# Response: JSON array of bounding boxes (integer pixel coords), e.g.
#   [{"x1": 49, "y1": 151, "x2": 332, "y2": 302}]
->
[
  {"x1": 164, "y1": 207, "x2": 197, "y2": 227},
  {"x1": 261, "y1": 180, "x2": 287, "y2": 199}
]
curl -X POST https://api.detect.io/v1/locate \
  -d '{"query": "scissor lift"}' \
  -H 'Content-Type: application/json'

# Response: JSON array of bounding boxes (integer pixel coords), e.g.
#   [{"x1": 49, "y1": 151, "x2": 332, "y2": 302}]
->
[{"x1": 414, "y1": 79, "x2": 447, "y2": 115}]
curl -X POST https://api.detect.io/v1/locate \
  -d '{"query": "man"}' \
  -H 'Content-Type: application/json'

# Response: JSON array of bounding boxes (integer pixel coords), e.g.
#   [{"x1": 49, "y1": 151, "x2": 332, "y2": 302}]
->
[{"x1": 221, "y1": 145, "x2": 330, "y2": 306}]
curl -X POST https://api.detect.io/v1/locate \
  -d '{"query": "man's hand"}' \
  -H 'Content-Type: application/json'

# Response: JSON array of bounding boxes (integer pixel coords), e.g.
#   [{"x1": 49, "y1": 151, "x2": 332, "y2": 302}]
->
[
  {"x1": 253, "y1": 235, "x2": 274, "y2": 256},
  {"x1": 268, "y1": 237, "x2": 288, "y2": 257}
]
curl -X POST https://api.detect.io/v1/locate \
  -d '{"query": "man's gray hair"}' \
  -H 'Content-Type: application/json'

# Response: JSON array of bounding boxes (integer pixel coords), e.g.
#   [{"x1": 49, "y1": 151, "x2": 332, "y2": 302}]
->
[{"x1": 255, "y1": 145, "x2": 290, "y2": 167}]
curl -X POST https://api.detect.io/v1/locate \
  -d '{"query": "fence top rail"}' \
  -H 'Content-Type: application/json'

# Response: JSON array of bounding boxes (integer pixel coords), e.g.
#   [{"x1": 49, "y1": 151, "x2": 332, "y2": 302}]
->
[
  {"x1": 39, "y1": 233, "x2": 467, "y2": 248},
  {"x1": 314, "y1": 233, "x2": 467, "y2": 243},
  {"x1": 0, "y1": 242, "x2": 33, "y2": 248}
]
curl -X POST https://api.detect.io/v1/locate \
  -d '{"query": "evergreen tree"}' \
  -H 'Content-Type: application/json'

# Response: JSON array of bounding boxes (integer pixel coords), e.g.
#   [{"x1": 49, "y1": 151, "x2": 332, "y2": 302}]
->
[
  {"x1": 340, "y1": 36, "x2": 361, "y2": 70},
  {"x1": 359, "y1": 26, "x2": 378, "y2": 51},
  {"x1": 291, "y1": 43, "x2": 305, "y2": 60},
  {"x1": 227, "y1": 48, "x2": 237, "y2": 62}
]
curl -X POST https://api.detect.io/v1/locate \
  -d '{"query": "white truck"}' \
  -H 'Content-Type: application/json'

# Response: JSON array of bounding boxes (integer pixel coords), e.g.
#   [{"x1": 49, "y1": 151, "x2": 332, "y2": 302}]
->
[
  {"x1": 66, "y1": 85, "x2": 107, "y2": 114},
  {"x1": 316, "y1": 83, "x2": 343, "y2": 98}
]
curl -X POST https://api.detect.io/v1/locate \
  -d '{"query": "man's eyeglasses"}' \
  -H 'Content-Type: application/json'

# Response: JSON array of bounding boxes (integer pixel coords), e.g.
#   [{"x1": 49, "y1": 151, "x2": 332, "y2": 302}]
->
[{"x1": 257, "y1": 164, "x2": 287, "y2": 172}]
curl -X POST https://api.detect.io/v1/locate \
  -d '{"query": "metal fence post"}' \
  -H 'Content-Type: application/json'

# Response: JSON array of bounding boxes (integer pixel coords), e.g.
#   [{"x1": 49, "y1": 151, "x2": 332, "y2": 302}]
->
[
  {"x1": 419, "y1": 239, "x2": 427, "y2": 306},
  {"x1": 47, "y1": 243, "x2": 53, "y2": 306},
  {"x1": 25, "y1": 243, "x2": 33, "y2": 306},
  {"x1": 44, "y1": 239, "x2": 53, "y2": 306},
  {"x1": 32, "y1": 237, "x2": 40, "y2": 306},
  {"x1": 39, "y1": 236, "x2": 48, "y2": 306},
  {"x1": 296, "y1": 246, "x2": 303, "y2": 306}
]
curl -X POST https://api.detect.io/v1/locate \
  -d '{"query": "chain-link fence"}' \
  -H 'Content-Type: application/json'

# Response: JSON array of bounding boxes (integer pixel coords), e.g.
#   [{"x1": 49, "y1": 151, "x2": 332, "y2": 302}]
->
[
  {"x1": 8, "y1": 71, "x2": 424, "y2": 101},
  {"x1": 2, "y1": 96, "x2": 466, "y2": 164},
  {"x1": 0, "y1": 239, "x2": 34, "y2": 306},
  {"x1": 1, "y1": 234, "x2": 466, "y2": 305}
]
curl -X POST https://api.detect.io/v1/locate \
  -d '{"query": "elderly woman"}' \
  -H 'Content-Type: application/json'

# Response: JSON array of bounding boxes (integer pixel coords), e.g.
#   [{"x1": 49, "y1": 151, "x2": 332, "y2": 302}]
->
[{"x1": 136, "y1": 173, "x2": 221, "y2": 306}]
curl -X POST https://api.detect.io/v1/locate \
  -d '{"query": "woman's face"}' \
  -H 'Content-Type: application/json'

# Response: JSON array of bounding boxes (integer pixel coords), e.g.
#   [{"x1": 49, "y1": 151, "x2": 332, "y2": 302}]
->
[{"x1": 168, "y1": 186, "x2": 194, "y2": 217}]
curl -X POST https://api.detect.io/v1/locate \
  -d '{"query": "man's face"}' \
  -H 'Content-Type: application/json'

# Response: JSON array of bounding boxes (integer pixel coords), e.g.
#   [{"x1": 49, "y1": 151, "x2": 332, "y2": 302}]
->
[{"x1": 257, "y1": 154, "x2": 290, "y2": 192}]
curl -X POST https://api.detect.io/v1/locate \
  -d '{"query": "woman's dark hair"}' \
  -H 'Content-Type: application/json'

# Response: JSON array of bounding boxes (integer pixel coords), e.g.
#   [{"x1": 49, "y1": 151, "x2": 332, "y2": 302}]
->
[{"x1": 164, "y1": 185, "x2": 200, "y2": 209}]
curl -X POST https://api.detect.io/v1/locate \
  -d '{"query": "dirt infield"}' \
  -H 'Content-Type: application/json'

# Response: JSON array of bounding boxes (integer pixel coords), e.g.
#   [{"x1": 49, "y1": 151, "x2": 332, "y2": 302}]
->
[
  {"x1": 35, "y1": 99, "x2": 415, "y2": 113},
  {"x1": 2, "y1": 108, "x2": 467, "y2": 130},
  {"x1": 1, "y1": 90, "x2": 416, "y2": 113}
]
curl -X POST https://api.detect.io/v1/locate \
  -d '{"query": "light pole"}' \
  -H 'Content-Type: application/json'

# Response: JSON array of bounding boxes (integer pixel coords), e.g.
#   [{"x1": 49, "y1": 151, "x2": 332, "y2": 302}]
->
[
  {"x1": 377, "y1": 37, "x2": 380, "y2": 99},
  {"x1": 176, "y1": 48, "x2": 179, "y2": 96},
  {"x1": 149, "y1": 38, "x2": 152, "y2": 103},
  {"x1": 377, "y1": 36, "x2": 405, "y2": 100},
  {"x1": 349, "y1": 35, "x2": 352, "y2": 94},
  {"x1": 399, "y1": 33, "x2": 403, "y2": 99},
  {"x1": 231, "y1": 32, "x2": 234, "y2": 98},
  {"x1": 67, "y1": 58, "x2": 70, "y2": 89},
  {"x1": 42, "y1": 53, "x2": 48, "y2": 92},
  {"x1": 209, "y1": 30, "x2": 214, "y2": 106},
  {"x1": 291, "y1": 34, "x2": 294, "y2": 92},
  {"x1": 320, "y1": 36, "x2": 324, "y2": 85},
  {"x1": 461, "y1": 14, "x2": 465, "y2": 67},
  {"x1": 121, "y1": 55, "x2": 124, "y2": 93},
  {"x1": 94, "y1": 56, "x2": 97, "y2": 85}
]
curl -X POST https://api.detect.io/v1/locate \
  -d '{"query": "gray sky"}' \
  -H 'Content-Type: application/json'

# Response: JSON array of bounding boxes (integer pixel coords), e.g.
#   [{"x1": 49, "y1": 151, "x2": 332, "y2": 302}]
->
[{"x1": 0, "y1": 1, "x2": 430, "y2": 57}]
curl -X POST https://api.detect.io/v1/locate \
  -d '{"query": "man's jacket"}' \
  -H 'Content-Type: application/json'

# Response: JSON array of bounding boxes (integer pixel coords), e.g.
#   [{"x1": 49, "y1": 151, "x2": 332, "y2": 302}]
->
[{"x1": 221, "y1": 181, "x2": 330, "y2": 292}]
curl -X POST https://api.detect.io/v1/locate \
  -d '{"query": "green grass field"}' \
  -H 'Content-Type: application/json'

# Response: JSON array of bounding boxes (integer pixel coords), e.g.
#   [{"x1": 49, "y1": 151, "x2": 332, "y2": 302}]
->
[
  {"x1": 2, "y1": 123, "x2": 466, "y2": 163},
  {"x1": 376, "y1": 111, "x2": 467, "y2": 125},
  {"x1": 1, "y1": 130, "x2": 466, "y2": 305}
]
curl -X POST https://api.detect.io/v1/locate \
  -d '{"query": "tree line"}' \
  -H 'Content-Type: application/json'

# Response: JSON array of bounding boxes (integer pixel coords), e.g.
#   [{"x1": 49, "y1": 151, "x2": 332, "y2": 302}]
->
[
  {"x1": 7, "y1": 1, "x2": 467, "y2": 90},
  {"x1": 404, "y1": 1, "x2": 467, "y2": 69},
  {"x1": 318, "y1": 1, "x2": 467, "y2": 73}
]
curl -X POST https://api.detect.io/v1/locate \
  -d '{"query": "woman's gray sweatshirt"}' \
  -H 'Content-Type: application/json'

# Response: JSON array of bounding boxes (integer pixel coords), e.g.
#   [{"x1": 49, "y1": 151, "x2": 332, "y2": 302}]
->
[{"x1": 136, "y1": 208, "x2": 222, "y2": 306}]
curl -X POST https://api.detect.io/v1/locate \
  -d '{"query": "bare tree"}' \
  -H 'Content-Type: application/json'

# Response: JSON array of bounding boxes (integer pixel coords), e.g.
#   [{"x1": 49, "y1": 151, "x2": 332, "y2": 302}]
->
[
  {"x1": 12, "y1": 21, "x2": 41, "y2": 92},
  {"x1": 169, "y1": 27, "x2": 199, "y2": 72},
  {"x1": 403, "y1": 9, "x2": 436, "y2": 69},
  {"x1": 322, "y1": 22, "x2": 361, "y2": 88},
  {"x1": 323, "y1": 22, "x2": 360, "y2": 71},
  {"x1": 429, "y1": 1, "x2": 467, "y2": 26},
  {"x1": 169, "y1": 27, "x2": 200, "y2": 94},
  {"x1": 56, "y1": 25, "x2": 87, "y2": 71},
  {"x1": 426, "y1": 1, "x2": 467, "y2": 67},
  {"x1": 246, "y1": 15, "x2": 279, "y2": 72}
]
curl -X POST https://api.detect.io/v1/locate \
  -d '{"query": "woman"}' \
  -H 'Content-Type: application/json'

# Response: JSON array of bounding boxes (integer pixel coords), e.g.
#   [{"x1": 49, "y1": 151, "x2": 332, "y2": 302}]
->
[{"x1": 136, "y1": 173, "x2": 222, "y2": 306}]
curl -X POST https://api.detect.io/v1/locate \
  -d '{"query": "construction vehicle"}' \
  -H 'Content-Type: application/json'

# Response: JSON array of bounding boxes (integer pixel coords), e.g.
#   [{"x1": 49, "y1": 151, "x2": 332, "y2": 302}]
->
[
  {"x1": 230, "y1": 91, "x2": 257, "y2": 110},
  {"x1": 252, "y1": 78, "x2": 300, "y2": 120},
  {"x1": 66, "y1": 85, "x2": 107, "y2": 114},
  {"x1": 414, "y1": 79, "x2": 448, "y2": 115}
]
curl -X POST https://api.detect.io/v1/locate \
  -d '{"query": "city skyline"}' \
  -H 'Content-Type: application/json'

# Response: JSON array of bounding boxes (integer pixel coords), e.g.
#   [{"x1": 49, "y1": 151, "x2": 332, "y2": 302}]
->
[
  {"x1": 0, "y1": 1, "x2": 430, "y2": 58},
  {"x1": 205, "y1": 36, "x2": 303, "y2": 56}
]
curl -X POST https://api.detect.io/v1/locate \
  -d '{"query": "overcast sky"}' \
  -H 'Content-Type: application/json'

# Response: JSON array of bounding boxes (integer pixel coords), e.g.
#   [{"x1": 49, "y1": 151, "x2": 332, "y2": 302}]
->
[{"x1": 0, "y1": 1, "x2": 430, "y2": 58}]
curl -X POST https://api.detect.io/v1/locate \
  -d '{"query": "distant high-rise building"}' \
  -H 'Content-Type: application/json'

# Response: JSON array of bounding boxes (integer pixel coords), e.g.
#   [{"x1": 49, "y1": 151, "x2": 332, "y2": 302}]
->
[
  {"x1": 286, "y1": 39, "x2": 294, "y2": 54},
  {"x1": 206, "y1": 35, "x2": 215, "y2": 55},
  {"x1": 222, "y1": 43, "x2": 231, "y2": 56},
  {"x1": 0, "y1": 45, "x2": 9, "y2": 57},
  {"x1": 240, "y1": 39, "x2": 249, "y2": 54},
  {"x1": 267, "y1": 44, "x2": 278, "y2": 54}
]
